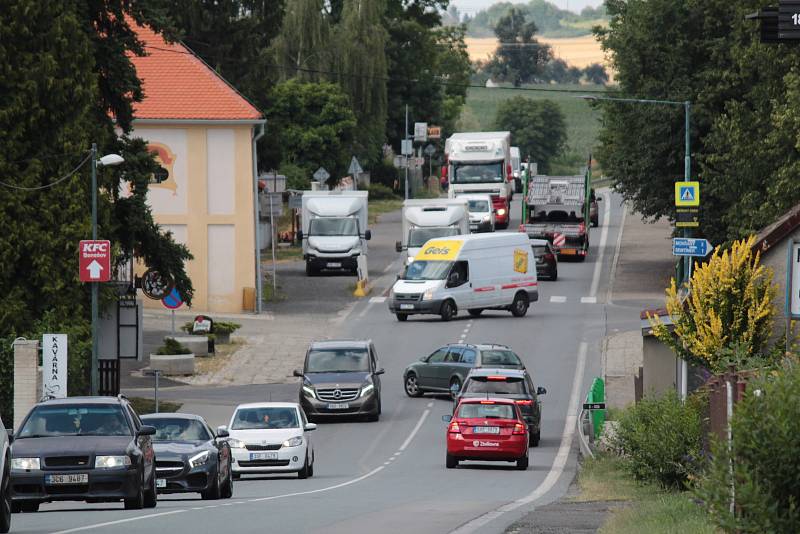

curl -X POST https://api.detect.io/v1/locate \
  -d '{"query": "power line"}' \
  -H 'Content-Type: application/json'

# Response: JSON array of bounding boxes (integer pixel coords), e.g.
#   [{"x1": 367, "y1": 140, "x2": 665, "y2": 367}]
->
[{"x1": 0, "y1": 152, "x2": 93, "y2": 192}]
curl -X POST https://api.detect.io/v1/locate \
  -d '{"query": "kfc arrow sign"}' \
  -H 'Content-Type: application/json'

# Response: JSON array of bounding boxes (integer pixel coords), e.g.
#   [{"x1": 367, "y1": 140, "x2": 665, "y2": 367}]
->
[{"x1": 79, "y1": 240, "x2": 111, "y2": 282}]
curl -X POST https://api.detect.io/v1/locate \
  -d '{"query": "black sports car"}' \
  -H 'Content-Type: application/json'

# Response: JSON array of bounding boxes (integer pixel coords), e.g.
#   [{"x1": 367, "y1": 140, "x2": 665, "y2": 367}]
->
[
  {"x1": 141, "y1": 413, "x2": 233, "y2": 500},
  {"x1": 10, "y1": 396, "x2": 157, "y2": 512}
]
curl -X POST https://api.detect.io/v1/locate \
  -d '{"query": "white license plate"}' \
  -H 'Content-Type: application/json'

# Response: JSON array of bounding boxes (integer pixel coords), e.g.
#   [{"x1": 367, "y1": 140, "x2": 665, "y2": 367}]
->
[
  {"x1": 473, "y1": 426, "x2": 500, "y2": 434},
  {"x1": 156, "y1": 478, "x2": 167, "y2": 488},
  {"x1": 249, "y1": 452, "x2": 278, "y2": 461},
  {"x1": 327, "y1": 403, "x2": 350, "y2": 410},
  {"x1": 399, "y1": 304, "x2": 414, "y2": 310},
  {"x1": 327, "y1": 262, "x2": 342, "y2": 268},
  {"x1": 46, "y1": 473, "x2": 88, "y2": 485}
]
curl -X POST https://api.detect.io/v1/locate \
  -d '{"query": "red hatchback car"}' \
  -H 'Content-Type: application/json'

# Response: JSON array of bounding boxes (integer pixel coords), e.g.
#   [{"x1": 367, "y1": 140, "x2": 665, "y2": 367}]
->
[{"x1": 443, "y1": 398, "x2": 529, "y2": 470}]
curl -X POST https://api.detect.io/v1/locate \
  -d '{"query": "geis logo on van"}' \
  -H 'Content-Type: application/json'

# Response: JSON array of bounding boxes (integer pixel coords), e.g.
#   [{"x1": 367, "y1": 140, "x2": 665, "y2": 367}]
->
[
  {"x1": 424, "y1": 246, "x2": 450, "y2": 256},
  {"x1": 415, "y1": 240, "x2": 464, "y2": 261}
]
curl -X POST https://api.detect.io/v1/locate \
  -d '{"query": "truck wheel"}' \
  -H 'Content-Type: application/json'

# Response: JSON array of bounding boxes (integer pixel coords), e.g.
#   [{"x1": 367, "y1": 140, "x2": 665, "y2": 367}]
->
[
  {"x1": 305, "y1": 261, "x2": 317, "y2": 276},
  {"x1": 440, "y1": 300, "x2": 456, "y2": 321},
  {"x1": 396, "y1": 313, "x2": 408, "y2": 322},
  {"x1": 510, "y1": 292, "x2": 529, "y2": 317}
]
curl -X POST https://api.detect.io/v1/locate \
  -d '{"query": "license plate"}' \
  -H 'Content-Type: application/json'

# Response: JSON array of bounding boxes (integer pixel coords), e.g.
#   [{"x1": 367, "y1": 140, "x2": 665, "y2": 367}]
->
[
  {"x1": 473, "y1": 426, "x2": 500, "y2": 434},
  {"x1": 46, "y1": 473, "x2": 88, "y2": 485},
  {"x1": 559, "y1": 249, "x2": 577, "y2": 255},
  {"x1": 327, "y1": 262, "x2": 342, "y2": 268},
  {"x1": 156, "y1": 479, "x2": 167, "y2": 488},
  {"x1": 249, "y1": 452, "x2": 278, "y2": 461},
  {"x1": 327, "y1": 403, "x2": 350, "y2": 410},
  {"x1": 399, "y1": 304, "x2": 414, "y2": 310}
]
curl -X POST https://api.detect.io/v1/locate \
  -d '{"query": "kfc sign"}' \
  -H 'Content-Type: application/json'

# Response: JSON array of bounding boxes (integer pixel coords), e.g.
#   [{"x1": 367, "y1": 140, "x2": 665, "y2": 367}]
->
[{"x1": 79, "y1": 240, "x2": 111, "y2": 282}]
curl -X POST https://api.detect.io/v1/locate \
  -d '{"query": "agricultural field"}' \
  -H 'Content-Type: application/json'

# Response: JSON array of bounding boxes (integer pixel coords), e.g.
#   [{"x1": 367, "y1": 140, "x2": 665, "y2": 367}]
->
[{"x1": 465, "y1": 35, "x2": 609, "y2": 70}]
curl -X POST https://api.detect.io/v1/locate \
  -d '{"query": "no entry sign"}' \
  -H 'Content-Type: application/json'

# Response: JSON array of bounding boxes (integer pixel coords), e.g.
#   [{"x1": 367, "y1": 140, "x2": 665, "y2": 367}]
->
[{"x1": 79, "y1": 240, "x2": 111, "y2": 282}]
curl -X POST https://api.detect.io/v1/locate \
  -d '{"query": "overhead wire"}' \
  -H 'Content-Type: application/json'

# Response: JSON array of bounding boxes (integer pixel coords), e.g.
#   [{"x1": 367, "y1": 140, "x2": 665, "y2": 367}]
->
[{"x1": 0, "y1": 152, "x2": 93, "y2": 192}]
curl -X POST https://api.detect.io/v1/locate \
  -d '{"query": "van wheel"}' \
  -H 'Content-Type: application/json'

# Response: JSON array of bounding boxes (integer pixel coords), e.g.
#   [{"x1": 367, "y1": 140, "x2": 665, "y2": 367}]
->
[
  {"x1": 468, "y1": 309, "x2": 482, "y2": 317},
  {"x1": 440, "y1": 300, "x2": 456, "y2": 321},
  {"x1": 510, "y1": 292, "x2": 529, "y2": 317},
  {"x1": 396, "y1": 313, "x2": 408, "y2": 322},
  {"x1": 305, "y1": 261, "x2": 317, "y2": 276}
]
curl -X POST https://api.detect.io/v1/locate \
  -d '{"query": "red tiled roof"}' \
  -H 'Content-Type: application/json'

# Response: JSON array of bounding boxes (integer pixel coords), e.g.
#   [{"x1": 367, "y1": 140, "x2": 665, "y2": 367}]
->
[{"x1": 129, "y1": 23, "x2": 261, "y2": 121}]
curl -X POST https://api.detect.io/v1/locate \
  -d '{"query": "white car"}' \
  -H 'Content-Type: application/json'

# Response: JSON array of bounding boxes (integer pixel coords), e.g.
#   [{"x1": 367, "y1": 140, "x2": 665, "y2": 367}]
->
[
  {"x1": 223, "y1": 403, "x2": 316, "y2": 479},
  {"x1": 1, "y1": 415, "x2": 10, "y2": 533},
  {"x1": 457, "y1": 194, "x2": 495, "y2": 233}
]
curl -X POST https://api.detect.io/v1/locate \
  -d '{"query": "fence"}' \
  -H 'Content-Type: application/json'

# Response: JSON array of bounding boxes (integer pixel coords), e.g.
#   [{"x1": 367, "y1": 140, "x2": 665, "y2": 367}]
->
[{"x1": 698, "y1": 368, "x2": 756, "y2": 453}]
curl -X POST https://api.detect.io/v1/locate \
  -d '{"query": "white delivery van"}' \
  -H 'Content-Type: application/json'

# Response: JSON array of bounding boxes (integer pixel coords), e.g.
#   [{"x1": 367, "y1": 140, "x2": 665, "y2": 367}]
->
[
  {"x1": 396, "y1": 199, "x2": 470, "y2": 266},
  {"x1": 387, "y1": 233, "x2": 538, "y2": 322},
  {"x1": 455, "y1": 193, "x2": 495, "y2": 233},
  {"x1": 300, "y1": 191, "x2": 371, "y2": 276}
]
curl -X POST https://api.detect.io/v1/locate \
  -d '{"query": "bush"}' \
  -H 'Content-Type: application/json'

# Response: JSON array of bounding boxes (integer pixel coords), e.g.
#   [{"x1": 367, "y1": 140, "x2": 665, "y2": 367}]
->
[
  {"x1": 368, "y1": 183, "x2": 399, "y2": 200},
  {"x1": 611, "y1": 390, "x2": 702, "y2": 489},
  {"x1": 370, "y1": 160, "x2": 399, "y2": 189},
  {"x1": 696, "y1": 362, "x2": 800, "y2": 532},
  {"x1": 280, "y1": 162, "x2": 311, "y2": 191},
  {"x1": 155, "y1": 338, "x2": 191, "y2": 355},
  {"x1": 213, "y1": 321, "x2": 241, "y2": 335}
]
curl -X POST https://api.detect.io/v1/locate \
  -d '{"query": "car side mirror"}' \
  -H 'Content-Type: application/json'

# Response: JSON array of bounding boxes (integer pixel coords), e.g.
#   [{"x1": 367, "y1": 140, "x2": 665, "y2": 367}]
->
[
  {"x1": 304, "y1": 423, "x2": 317, "y2": 432},
  {"x1": 442, "y1": 415, "x2": 452, "y2": 423},
  {"x1": 395, "y1": 241, "x2": 403, "y2": 253},
  {"x1": 364, "y1": 229, "x2": 372, "y2": 241},
  {"x1": 537, "y1": 386, "x2": 547, "y2": 395},
  {"x1": 137, "y1": 425, "x2": 156, "y2": 437},
  {"x1": 375, "y1": 368, "x2": 385, "y2": 375},
  {"x1": 293, "y1": 369, "x2": 304, "y2": 378},
  {"x1": 216, "y1": 426, "x2": 230, "y2": 438}
]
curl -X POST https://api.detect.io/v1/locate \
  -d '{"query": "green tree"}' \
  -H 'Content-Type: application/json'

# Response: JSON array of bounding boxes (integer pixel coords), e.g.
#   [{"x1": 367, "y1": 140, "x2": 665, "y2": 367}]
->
[
  {"x1": 486, "y1": 7, "x2": 552, "y2": 86},
  {"x1": 263, "y1": 79, "x2": 357, "y2": 180},
  {"x1": 583, "y1": 63, "x2": 608, "y2": 85},
  {"x1": 494, "y1": 97, "x2": 567, "y2": 173},
  {"x1": 269, "y1": 0, "x2": 330, "y2": 83}
]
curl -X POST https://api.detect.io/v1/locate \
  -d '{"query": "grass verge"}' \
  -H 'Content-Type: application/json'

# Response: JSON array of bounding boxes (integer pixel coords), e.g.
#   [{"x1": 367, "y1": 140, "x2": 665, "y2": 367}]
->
[
  {"x1": 129, "y1": 396, "x2": 182, "y2": 415},
  {"x1": 576, "y1": 455, "x2": 716, "y2": 534},
  {"x1": 369, "y1": 199, "x2": 403, "y2": 225}
]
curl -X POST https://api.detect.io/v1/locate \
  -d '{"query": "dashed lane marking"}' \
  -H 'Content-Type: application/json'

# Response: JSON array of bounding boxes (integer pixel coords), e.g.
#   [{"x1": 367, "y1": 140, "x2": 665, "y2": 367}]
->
[
  {"x1": 580, "y1": 296, "x2": 597, "y2": 304},
  {"x1": 369, "y1": 296, "x2": 387, "y2": 303},
  {"x1": 550, "y1": 296, "x2": 567, "y2": 303}
]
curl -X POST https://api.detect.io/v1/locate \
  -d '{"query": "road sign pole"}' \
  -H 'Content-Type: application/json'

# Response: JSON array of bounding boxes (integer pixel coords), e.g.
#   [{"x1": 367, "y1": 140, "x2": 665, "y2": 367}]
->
[
  {"x1": 90, "y1": 143, "x2": 99, "y2": 396},
  {"x1": 404, "y1": 105, "x2": 410, "y2": 200},
  {"x1": 681, "y1": 101, "x2": 691, "y2": 401}
]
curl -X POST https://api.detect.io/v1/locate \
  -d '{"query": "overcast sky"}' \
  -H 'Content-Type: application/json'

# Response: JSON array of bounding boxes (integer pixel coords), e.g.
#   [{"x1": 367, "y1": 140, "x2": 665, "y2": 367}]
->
[{"x1": 450, "y1": 0, "x2": 604, "y2": 16}]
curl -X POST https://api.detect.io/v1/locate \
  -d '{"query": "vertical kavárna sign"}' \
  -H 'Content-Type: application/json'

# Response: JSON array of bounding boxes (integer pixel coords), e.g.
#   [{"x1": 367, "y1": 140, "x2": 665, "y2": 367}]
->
[{"x1": 43, "y1": 334, "x2": 68, "y2": 398}]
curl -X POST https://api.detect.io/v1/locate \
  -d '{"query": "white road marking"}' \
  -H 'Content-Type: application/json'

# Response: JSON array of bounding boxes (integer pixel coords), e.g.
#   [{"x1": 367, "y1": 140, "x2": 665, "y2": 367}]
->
[
  {"x1": 370, "y1": 296, "x2": 387, "y2": 303},
  {"x1": 449, "y1": 342, "x2": 589, "y2": 534},
  {"x1": 589, "y1": 192, "x2": 612, "y2": 298},
  {"x1": 398, "y1": 408, "x2": 431, "y2": 452},
  {"x1": 383, "y1": 261, "x2": 397, "y2": 274},
  {"x1": 549, "y1": 296, "x2": 567, "y2": 303},
  {"x1": 50, "y1": 510, "x2": 188, "y2": 534},
  {"x1": 580, "y1": 296, "x2": 597, "y2": 304},
  {"x1": 607, "y1": 202, "x2": 627, "y2": 305},
  {"x1": 427, "y1": 401, "x2": 434, "y2": 408}
]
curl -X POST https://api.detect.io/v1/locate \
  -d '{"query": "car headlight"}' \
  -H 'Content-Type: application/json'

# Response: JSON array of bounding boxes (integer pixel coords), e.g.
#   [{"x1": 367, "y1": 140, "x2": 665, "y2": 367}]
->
[
  {"x1": 228, "y1": 438, "x2": 245, "y2": 449},
  {"x1": 351, "y1": 248, "x2": 362, "y2": 256},
  {"x1": 360, "y1": 383, "x2": 375, "y2": 397},
  {"x1": 95, "y1": 455, "x2": 131, "y2": 469},
  {"x1": 189, "y1": 451, "x2": 210, "y2": 468},
  {"x1": 497, "y1": 208, "x2": 506, "y2": 216},
  {"x1": 11, "y1": 457, "x2": 40, "y2": 470},
  {"x1": 282, "y1": 436, "x2": 303, "y2": 448},
  {"x1": 422, "y1": 289, "x2": 434, "y2": 301},
  {"x1": 302, "y1": 385, "x2": 316, "y2": 399},
  {"x1": 482, "y1": 215, "x2": 490, "y2": 222}
]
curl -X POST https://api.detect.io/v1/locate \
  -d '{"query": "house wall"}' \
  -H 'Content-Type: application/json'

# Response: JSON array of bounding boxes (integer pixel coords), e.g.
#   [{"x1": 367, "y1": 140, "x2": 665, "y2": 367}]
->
[
  {"x1": 760, "y1": 225, "x2": 800, "y2": 320},
  {"x1": 132, "y1": 123, "x2": 256, "y2": 313}
]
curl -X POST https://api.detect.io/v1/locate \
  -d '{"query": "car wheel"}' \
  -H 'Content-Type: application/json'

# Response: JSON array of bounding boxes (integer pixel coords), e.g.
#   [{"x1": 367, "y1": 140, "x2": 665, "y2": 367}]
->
[
  {"x1": 396, "y1": 313, "x2": 408, "y2": 322},
  {"x1": 232, "y1": 473, "x2": 241, "y2": 481},
  {"x1": 0, "y1": 459, "x2": 11, "y2": 532},
  {"x1": 305, "y1": 261, "x2": 316, "y2": 277},
  {"x1": 516, "y1": 453, "x2": 529, "y2": 470},
  {"x1": 124, "y1": 471, "x2": 145, "y2": 510},
  {"x1": 532, "y1": 430, "x2": 541, "y2": 447},
  {"x1": 201, "y1": 468, "x2": 222, "y2": 500},
  {"x1": 404, "y1": 373, "x2": 423, "y2": 397},
  {"x1": 12, "y1": 501, "x2": 38, "y2": 514},
  {"x1": 377, "y1": 397, "x2": 382, "y2": 415},
  {"x1": 366, "y1": 409, "x2": 380, "y2": 422},
  {"x1": 222, "y1": 461, "x2": 234, "y2": 498},
  {"x1": 440, "y1": 300, "x2": 456, "y2": 322},
  {"x1": 510, "y1": 292, "x2": 529, "y2": 317},
  {"x1": 551, "y1": 269, "x2": 558, "y2": 282},
  {"x1": 143, "y1": 471, "x2": 157, "y2": 508},
  {"x1": 449, "y1": 377, "x2": 462, "y2": 400},
  {"x1": 297, "y1": 454, "x2": 310, "y2": 479},
  {"x1": 467, "y1": 309, "x2": 482, "y2": 317},
  {"x1": 446, "y1": 454, "x2": 458, "y2": 469}
]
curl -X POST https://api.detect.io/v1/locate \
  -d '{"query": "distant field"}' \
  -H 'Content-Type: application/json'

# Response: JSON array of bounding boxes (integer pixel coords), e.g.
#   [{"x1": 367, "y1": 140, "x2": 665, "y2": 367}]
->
[
  {"x1": 465, "y1": 35, "x2": 609, "y2": 70},
  {"x1": 460, "y1": 84, "x2": 605, "y2": 174}
]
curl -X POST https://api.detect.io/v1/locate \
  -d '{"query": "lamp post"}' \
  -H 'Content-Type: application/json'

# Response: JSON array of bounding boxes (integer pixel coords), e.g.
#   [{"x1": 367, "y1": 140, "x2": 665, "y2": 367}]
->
[
  {"x1": 580, "y1": 95, "x2": 692, "y2": 399},
  {"x1": 90, "y1": 144, "x2": 124, "y2": 395}
]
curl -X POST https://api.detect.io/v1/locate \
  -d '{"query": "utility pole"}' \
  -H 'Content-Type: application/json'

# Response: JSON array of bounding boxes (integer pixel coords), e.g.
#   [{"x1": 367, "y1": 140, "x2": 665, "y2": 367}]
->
[
  {"x1": 404, "y1": 105, "x2": 410, "y2": 200},
  {"x1": 90, "y1": 143, "x2": 99, "y2": 396}
]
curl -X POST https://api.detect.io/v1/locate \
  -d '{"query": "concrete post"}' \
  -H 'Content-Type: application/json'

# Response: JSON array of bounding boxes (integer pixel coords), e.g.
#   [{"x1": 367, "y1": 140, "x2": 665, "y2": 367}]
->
[{"x1": 13, "y1": 339, "x2": 41, "y2": 430}]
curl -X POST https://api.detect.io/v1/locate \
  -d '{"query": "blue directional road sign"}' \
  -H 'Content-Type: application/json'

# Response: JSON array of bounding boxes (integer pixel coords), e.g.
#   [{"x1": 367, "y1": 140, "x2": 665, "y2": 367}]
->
[{"x1": 672, "y1": 238, "x2": 712, "y2": 257}]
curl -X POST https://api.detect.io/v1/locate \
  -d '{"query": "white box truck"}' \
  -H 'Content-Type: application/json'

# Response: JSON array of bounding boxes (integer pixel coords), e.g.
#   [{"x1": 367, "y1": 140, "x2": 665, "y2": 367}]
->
[
  {"x1": 387, "y1": 233, "x2": 538, "y2": 322},
  {"x1": 444, "y1": 131, "x2": 513, "y2": 229},
  {"x1": 395, "y1": 199, "x2": 470, "y2": 266},
  {"x1": 299, "y1": 191, "x2": 371, "y2": 276}
]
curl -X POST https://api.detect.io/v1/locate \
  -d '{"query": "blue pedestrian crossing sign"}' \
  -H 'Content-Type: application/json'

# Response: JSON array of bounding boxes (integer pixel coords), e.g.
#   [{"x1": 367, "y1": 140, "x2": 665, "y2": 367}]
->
[{"x1": 675, "y1": 181, "x2": 700, "y2": 207}]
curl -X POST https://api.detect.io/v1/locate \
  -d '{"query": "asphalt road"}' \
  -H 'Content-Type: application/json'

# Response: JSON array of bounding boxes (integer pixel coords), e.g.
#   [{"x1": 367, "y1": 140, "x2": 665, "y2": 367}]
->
[{"x1": 12, "y1": 192, "x2": 628, "y2": 534}]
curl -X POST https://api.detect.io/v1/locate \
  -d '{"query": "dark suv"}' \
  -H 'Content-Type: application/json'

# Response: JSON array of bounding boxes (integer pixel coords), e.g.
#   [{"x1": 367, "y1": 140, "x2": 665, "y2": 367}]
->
[
  {"x1": 295, "y1": 340, "x2": 384, "y2": 422},
  {"x1": 456, "y1": 368, "x2": 547, "y2": 446},
  {"x1": 9, "y1": 395, "x2": 157, "y2": 512}
]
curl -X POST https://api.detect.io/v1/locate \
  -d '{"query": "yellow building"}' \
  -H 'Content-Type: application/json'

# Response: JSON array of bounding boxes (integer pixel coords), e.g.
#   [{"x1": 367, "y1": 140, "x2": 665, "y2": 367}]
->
[{"x1": 130, "y1": 24, "x2": 264, "y2": 313}]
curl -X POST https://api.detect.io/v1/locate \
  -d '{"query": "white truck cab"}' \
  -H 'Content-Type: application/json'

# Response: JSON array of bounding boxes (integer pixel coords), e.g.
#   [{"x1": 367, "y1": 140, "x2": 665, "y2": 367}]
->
[{"x1": 396, "y1": 199, "x2": 470, "y2": 266}]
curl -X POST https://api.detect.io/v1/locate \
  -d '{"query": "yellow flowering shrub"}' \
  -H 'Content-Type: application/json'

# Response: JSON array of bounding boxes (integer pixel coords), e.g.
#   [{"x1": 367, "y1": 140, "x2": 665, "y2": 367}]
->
[{"x1": 649, "y1": 236, "x2": 776, "y2": 372}]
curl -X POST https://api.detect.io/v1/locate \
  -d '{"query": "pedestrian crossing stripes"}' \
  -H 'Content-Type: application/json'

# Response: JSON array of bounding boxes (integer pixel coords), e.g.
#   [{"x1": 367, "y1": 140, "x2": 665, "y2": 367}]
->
[
  {"x1": 548, "y1": 296, "x2": 598, "y2": 304},
  {"x1": 369, "y1": 296, "x2": 387, "y2": 304}
]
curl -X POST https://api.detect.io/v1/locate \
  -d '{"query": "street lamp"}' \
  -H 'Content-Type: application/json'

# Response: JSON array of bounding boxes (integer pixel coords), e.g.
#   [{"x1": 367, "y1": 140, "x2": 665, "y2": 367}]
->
[
  {"x1": 90, "y1": 143, "x2": 124, "y2": 395},
  {"x1": 580, "y1": 95, "x2": 692, "y2": 400}
]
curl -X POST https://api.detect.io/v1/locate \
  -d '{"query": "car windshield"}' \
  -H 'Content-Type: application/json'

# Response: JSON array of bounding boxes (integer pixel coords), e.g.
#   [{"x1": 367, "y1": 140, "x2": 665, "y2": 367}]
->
[
  {"x1": 146, "y1": 418, "x2": 212, "y2": 442},
  {"x1": 309, "y1": 217, "x2": 358, "y2": 237},
  {"x1": 451, "y1": 162, "x2": 504, "y2": 184},
  {"x1": 467, "y1": 200, "x2": 490, "y2": 212},
  {"x1": 408, "y1": 227, "x2": 460, "y2": 248},
  {"x1": 480, "y1": 350, "x2": 523, "y2": 367},
  {"x1": 403, "y1": 260, "x2": 453, "y2": 281},
  {"x1": 464, "y1": 377, "x2": 526, "y2": 394},
  {"x1": 457, "y1": 403, "x2": 515, "y2": 419},
  {"x1": 306, "y1": 348, "x2": 369, "y2": 373},
  {"x1": 17, "y1": 404, "x2": 131, "y2": 438},
  {"x1": 231, "y1": 407, "x2": 300, "y2": 430}
]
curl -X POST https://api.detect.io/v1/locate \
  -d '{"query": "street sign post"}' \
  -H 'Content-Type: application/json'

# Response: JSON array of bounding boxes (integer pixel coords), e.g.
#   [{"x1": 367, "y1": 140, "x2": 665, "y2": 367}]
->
[
  {"x1": 401, "y1": 139, "x2": 413, "y2": 156},
  {"x1": 427, "y1": 126, "x2": 441, "y2": 139},
  {"x1": 672, "y1": 237, "x2": 712, "y2": 257},
  {"x1": 582, "y1": 402, "x2": 606, "y2": 410},
  {"x1": 313, "y1": 167, "x2": 330, "y2": 184},
  {"x1": 424, "y1": 144, "x2": 436, "y2": 156},
  {"x1": 676, "y1": 208, "x2": 700, "y2": 228},
  {"x1": 675, "y1": 181, "x2": 700, "y2": 207},
  {"x1": 414, "y1": 122, "x2": 428, "y2": 142},
  {"x1": 348, "y1": 156, "x2": 363, "y2": 176},
  {"x1": 42, "y1": 334, "x2": 68, "y2": 399},
  {"x1": 79, "y1": 240, "x2": 111, "y2": 282},
  {"x1": 162, "y1": 288, "x2": 184, "y2": 335}
]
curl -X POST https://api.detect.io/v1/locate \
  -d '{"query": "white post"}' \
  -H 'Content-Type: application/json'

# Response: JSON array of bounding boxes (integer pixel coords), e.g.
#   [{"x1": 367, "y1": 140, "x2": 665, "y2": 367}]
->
[
  {"x1": 726, "y1": 378, "x2": 735, "y2": 515},
  {"x1": 269, "y1": 194, "x2": 277, "y2": 297},
  {"x1": 13, "y1": 339, "x2": 40, "y2": 430},
  {"x1": 680, "y1": 359, "x2": 688, "y2": 401}
]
